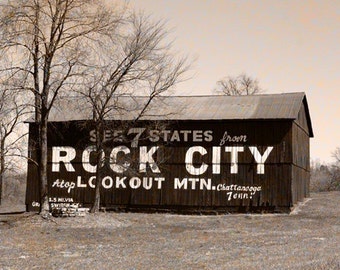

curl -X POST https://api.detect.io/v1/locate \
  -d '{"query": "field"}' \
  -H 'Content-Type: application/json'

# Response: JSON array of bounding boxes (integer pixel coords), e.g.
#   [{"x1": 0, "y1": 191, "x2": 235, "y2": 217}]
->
[{"x1": 0, "y1": 192, "x2": 339, "y2": 270}]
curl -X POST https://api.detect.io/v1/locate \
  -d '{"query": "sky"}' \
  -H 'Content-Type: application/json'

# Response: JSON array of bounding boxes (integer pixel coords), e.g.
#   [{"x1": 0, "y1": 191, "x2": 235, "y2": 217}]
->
[{"x1": 130, "y1": 0, "x2": 339, "y2": 163}]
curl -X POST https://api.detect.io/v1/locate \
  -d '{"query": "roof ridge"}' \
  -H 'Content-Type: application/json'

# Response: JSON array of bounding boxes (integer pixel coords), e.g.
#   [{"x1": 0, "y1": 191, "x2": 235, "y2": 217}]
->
[
  {"x1": 55, "y1": 92, "x2": 306, "y2": 99},
  {"x1": 118, "y1": 92, "x2": 306, "y2": 98}
]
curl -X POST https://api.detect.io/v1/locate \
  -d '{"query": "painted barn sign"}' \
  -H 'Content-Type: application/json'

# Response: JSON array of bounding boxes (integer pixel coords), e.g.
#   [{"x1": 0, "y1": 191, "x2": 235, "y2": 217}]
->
[{"x1": 26, "y1": 92, "x2": 313, "y2": 213}]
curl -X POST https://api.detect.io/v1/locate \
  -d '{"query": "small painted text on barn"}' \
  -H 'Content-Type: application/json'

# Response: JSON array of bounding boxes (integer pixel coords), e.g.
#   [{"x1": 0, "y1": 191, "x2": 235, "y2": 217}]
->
[
  {"x1": 173, "y1": 179, "x2": 262, "y2": 200},
  {"x1": 51, "y1": 176, "x2": 166, "y2": 193},
  {"x1": 219, "y1": 131, "x2": 247, "y2": 146}
]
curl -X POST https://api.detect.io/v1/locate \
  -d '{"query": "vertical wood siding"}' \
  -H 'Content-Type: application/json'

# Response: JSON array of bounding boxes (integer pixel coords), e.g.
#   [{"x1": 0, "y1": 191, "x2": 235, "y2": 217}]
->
[{"x1": 26, "y1": 117, "x2": 310, "y2": 213}]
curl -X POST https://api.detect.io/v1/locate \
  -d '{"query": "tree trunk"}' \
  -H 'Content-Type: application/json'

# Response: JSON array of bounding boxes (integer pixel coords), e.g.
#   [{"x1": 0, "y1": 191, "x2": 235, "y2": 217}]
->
[
  {"x1": 90, "y1": 166, "x2": 102, "y2": 213},
  {"x1": 90, "y1": 149, "x2": 103, "y2": 213},
  {"x1": 39, "y1": 117, "x2": 50, "y2": 216},
  {"x1": 90, "y1": 121, "x2": 104, "y2": 213}
]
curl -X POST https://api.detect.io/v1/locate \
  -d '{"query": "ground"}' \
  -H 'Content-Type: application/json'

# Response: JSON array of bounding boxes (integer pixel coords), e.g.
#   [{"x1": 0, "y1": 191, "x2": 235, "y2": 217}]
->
[{"x1": 0, "y1": 192, "x2": 339, "y2": 270}]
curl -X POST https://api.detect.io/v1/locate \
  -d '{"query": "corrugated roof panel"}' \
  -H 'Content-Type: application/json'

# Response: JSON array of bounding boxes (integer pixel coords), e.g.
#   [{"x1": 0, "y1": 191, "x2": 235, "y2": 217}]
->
[{"x1": 34, "y1": 92, "x2": 307, "y2": 122}]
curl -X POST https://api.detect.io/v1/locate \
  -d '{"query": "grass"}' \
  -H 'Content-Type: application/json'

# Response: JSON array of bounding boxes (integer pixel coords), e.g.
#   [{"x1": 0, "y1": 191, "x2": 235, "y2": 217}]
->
[{"x1": 0, "y1": 191, "x2": 339, "y2": 269}]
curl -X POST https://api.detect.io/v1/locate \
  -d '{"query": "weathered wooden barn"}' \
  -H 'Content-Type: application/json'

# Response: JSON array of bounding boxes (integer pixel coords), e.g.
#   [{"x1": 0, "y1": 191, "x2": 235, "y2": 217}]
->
[{"x1": 26, "y1": 92, "x2": 313, "y2": 213}]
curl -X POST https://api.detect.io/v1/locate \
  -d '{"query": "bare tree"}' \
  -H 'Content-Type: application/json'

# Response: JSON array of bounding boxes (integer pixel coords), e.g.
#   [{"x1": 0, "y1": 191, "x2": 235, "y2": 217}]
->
[
  {"x1": 0, "y1": 1, "x2": 189, "y2": 214},
  {"x1": 310, "y1": 161, "x2": 331, "y2": 192},
  {"x1": 0, "y1": 0, "x2": 124, "y2": 216},
  {"x1": 215, "y1": 73, "x2": 262, "y2": 96},
  {"x1": 0, "y1": 86, "x2": 26, "y2": 204},
  {"x1": 330, "y1": 147, "x2": 340, "y2": 190},
  {"x1": 310, "y1": 152, "x2": 340, "y2": 192},
  {"x1": 77, "y1": 14, "x2": 189, "y2": 213},
  {"x1": 332, "y1": 147, "x2": 340, "y2": 164}
]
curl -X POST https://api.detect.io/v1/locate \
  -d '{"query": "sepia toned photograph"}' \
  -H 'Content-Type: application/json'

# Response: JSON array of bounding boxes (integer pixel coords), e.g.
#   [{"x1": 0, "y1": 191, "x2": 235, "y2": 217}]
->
[{"x1": 0, "y1": 0, "x2": 339, "y2": 269}]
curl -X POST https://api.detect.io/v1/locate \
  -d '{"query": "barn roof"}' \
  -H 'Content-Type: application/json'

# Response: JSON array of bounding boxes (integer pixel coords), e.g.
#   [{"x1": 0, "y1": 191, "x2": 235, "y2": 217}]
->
[{"x1": 36, "y1": 92, "x2": 314, "y2": 136}]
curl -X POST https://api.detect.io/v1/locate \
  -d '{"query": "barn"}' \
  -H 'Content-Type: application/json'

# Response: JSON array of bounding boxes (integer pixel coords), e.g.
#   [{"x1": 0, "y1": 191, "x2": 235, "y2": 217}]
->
[{"x1": 26, "y1": 92, "x2": 313, "y2": 213}]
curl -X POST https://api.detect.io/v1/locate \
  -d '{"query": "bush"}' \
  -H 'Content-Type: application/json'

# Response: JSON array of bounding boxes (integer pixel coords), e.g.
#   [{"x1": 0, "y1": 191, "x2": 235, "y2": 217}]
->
[
  {"x1": 2, "y1": 173, "x2": 26, "y2": 205},
  {"x1": 310, "y1": 162, "x2": 340, "y2": 192}
]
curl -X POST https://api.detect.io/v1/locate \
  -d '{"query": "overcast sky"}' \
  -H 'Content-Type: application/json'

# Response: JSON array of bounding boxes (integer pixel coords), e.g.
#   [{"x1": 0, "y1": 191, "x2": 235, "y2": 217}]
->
[{"x1": 130, "y1": 0, "x2": 339, "y2": 163}]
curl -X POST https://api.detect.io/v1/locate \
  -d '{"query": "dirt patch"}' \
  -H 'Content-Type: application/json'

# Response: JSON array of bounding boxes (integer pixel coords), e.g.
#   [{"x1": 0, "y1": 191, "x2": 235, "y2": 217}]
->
[{"x1": 1, "y1": 192, "x2": 339, "y2": 270}]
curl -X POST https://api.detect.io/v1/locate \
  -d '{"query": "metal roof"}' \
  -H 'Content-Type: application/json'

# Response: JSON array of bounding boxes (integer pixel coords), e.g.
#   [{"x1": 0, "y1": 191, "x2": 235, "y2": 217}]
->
[
  {"x1": 139, "y1": 92, "x2": 306, "y2": 120},
  {"x1": 32, "y1": 92, "x2": 313, "y2": 135}
]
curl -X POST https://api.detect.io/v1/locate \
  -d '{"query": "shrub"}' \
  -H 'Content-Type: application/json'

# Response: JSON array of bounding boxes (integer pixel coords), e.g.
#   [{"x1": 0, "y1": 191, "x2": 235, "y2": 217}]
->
[
  {"x1": 2, "y1": 173, "x2": 26, "y2": 204},
  {"x1": 310, "y1": 162, "x2": 340, "y2": 192}
]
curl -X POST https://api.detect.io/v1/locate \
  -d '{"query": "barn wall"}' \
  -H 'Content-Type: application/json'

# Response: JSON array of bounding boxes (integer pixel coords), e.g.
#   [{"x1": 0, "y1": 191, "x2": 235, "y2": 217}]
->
[
  {"x1": 26, "y1": 119, "x2": 296, "y2": 212},
  {"x1": 25, "y1": 123, "x2": 40, "y2": 210},
  {"x1": 291, "y1": 108, "x2": 311, "y2": 205}
]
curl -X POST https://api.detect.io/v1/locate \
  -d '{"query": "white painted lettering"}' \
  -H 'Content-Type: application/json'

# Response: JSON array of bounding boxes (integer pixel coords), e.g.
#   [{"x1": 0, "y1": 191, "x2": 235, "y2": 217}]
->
[
  {"x1": 77, "y1": 176, "x2": 87, "y2": 188},
  {"x1": 139, "y1": 146, "x2": 160, "y2": 173},
  {"x1": 220, "y1": 131, "x2": 247, "y2": 146},
  {"x1": 174, "y1": 178, "x2": 188, "y2": 189},
  {"x1": 180, "y1": 130, "x2": 191, "y2": 141},
  {"x1": 149, "y1": 130, "x2": 160, "y2": 142},
  {"x1": 154, "y1": 177, "x2": 165, "y2": 189},
  {"x1": 89, "y1": 176, "x2": 96, "y2": 188},
  {"x1": 249, "y1": 146, "x2": 273, "y2": 174},
  {"x1": 143, "y1": 177, "x2": 153, "y2": 190},
  {"x1": 170, "y1": 130, "x2": 181, "y2": 142},
  {"x1": 204, "y1": 130, "x2": 213, "y2": 142},
  {"x1": 193, "y1": 130, "x2": 203, "y2": 142},
  {"x1": 225, "y1": 146, "x2": 244, "y2": 174},
  {"x1": 109, "y1": 146, "x2": 130, "y2": 173},
  {"x1": 116, "y1": 176, "x2": 127, "y2": 188},
  {"x1": 212, "y1": 146, "x2": 221, "y2": 174},
  {"x1": 52, "y1": 147, "x2": 76, "y2": 172},
  {"x1": 185, "y1": 146, "x2": 208, "y2": 175},
  {"x1": 130, "y1": 177, "x2": 141, "y2": 189},
  {"x1": 82, "y1": 146, "x2": 104, "y2": 173},
  {"x1": 127, "y1": 127, "x2": 146, "y2": 147},
  {"x1": 102, "y1": 176, "x2": 113, "y2": 189},
  {"x1": 89, "y1": 129, "x2": 96, "y2": 142},
  {"x1": 188, "y1": 178, "x2": 200, "y2": 189},
  {"x1": 52, "y1": 179, "x2": 75, "y2": 193},
  {"x1": 200, "y1": 178, "x2": 212, "y2": 190}
]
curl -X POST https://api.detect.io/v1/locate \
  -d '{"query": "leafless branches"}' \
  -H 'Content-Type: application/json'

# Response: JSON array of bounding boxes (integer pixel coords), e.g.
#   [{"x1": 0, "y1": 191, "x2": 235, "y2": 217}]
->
[
  {"x1": 0, "y1": 83, "x2": 27, "y2": 204},
  {"x1": 76, "y1": 13, "x2": 189, "y2": 212},
  {"x1": 310, "y1": 152, "x2": 340, "y2": 192},
  {"x1": 78, "y1": 13, "x2": 189, "y2": 121},
  {"x1": 215, "y1": 73, "x2": 263, "y2": 96},
  {"x1": 0, "y1": 0, "x2": 126, "y2": 214},
  {"x1": 332, "y1": 148, "x2": 340, "y2": 164},
  {"x1": 0, "y1": 0, "x2": 124, "y2": 120},
  {"x1": 0, "y1": 0, "x2": 189, "y2": 213}
]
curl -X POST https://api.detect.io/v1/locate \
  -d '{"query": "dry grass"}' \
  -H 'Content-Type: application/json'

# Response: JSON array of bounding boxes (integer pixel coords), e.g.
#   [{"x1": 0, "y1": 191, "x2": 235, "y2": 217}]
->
[{"x1": 0, "y1": 192, "x2": 339, "y2": 270}]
